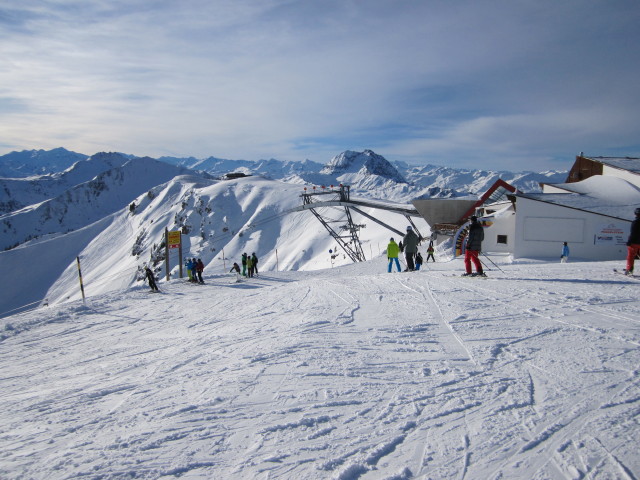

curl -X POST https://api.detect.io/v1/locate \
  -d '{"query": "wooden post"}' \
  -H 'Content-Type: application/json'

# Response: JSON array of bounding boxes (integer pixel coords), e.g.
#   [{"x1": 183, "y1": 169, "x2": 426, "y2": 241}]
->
[
  {"x1": 178, "y1": 234, "x2": 183, "y2": 278},
  {"x1": 76, "y1": 256, "x2": 86, "y2": 303},
  {"x1": 222, "y1": 248, "x2": 227, "y2": 272},
  {"x1": 165, "y1": 228, "x2": 170, "y2": 281}
]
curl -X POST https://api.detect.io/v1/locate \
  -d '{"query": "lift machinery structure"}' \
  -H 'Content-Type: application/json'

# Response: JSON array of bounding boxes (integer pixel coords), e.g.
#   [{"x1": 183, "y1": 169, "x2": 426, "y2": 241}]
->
[{"x1": 291, "y1": 185, "x2": 424, "y2": 263}]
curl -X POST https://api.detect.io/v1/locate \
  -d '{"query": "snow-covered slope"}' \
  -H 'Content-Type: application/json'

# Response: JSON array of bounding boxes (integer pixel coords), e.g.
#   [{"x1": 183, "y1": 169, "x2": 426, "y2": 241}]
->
[
  {"x1": 0, "y1": 175, "x2": 428, "y2": 317},
  {"x1": 0, "y1": 157, "x2": 199, "y2": 250},
  {"x1": 0, "y1": 147, "x2": 566, "y2": 315},
  {"x1": 398, "y1": 163, "x2": 568, "y2": 198},
  {"x1": 321, "y1": 149, "x2": 407, "y2": 183},
  {"x1": 1, "y1": 148, "x2": 569, "y2": 218},
  {"x1": 0, "y1": 152, "x2": 131, "y2": 214},
  {"x1": 1, "y1": 257, "x2": 638, "y2": 479}
]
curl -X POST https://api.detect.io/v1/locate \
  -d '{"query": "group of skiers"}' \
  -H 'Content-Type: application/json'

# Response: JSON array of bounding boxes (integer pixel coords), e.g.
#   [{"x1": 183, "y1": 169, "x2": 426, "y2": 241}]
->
[
  {"x1": 230, "y1": 252, "x2": 259, "y2": 278},
  {"x1": 144, "y1": 252, "x2": 261, "y2": 291},
  {"x1": 386, "y1": 226, "x2": 437, "y2": 273},
  {"x1": 387, "y1": 216, "x2": 486, "y2": 276},
  {"x1": 186, "y1": 258, "x2": 205, "y2": 283},
  {"x1": 145, "y1": 208, "x2": 640, "y2": 290}
]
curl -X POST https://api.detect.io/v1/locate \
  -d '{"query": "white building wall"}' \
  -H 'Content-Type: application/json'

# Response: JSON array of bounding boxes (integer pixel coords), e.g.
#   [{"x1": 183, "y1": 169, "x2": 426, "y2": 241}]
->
[
  {"x1": 482, "y1": 213, "x2": 515, "y2": 254},
  {"x1": 602, "y1": 166, "x2": 640, "y2": 188},
  {"x1": 514, "y1": 197, "x2": 630, "y2": 260}
]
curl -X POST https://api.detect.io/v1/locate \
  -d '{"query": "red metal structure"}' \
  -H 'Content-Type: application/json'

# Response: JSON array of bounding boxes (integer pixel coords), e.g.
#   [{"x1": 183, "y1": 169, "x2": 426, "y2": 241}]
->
[{"x1": 458, "y1": 179, "x2": 517, "y2": 222}]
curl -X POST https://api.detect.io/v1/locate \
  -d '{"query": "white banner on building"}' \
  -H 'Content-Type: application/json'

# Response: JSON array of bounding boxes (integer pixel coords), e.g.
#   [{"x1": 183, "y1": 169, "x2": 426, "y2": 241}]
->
[{"x1": 594, "y1": 224, "x2": 627, "y2": 245}]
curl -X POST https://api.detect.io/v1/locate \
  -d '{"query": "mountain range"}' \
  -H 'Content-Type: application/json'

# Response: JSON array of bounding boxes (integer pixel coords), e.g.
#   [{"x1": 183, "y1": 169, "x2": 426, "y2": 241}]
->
[
  {"x1": 0, "y1": 147, "x2": 567, "y2": 317},
  {"x1": 2, "y1": 148, "x2": 566, "y2": 211}
]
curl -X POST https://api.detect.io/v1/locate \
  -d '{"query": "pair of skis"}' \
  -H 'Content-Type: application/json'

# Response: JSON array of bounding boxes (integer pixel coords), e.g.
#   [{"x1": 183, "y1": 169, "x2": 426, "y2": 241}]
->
[{"x1": 613, "y1": 268, "x2": 639, "y2": 279}]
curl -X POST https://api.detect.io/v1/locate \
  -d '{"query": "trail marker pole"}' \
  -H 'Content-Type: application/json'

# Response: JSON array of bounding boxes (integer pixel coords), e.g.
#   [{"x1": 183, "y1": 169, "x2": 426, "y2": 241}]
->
[
  {"x1": 76, "y1": 256, "x2": 86, "y2": 303},
  {"x1": 165, "y1": 228, "x2": 170, "y2": 281},
  {"x1": 178, "y1": 235, "x2": 183, "y2": 278}
]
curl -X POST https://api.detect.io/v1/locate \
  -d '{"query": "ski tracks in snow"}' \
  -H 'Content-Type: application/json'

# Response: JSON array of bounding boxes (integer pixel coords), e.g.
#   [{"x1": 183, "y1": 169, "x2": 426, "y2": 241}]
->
[{"x1": 1, "y1": 262, "x2": 639, "y2": 479}]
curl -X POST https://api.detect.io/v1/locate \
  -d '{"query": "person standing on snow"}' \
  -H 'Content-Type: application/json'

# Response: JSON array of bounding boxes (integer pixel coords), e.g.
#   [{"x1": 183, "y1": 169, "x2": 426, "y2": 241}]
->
[
  {"x1": 402, "y1": 226, "x2": 419, "y2": 271},
  {"x1": 387, "y1": 238, "x2": 402, "y2": 273},
  {"x1": 560, "y1": 242, "x2": 570, "y2": 263},
  {"x1": 241, "y1": 253, "x2": 248, "y2": 277},
  {"x1": 624, "y1": 207, "x2": 640, "y2": 275},
  {"x1": 415, "y1": 252, "x2": 424, "y2": 271},
  {"x1": 246, "y1": 253, "x2": 254, "y2": 278},
  {"x1": 251, "y1": 253, "x2": 259, "y2": 276},
  {"x1": 190, "y1": 258, "x2": 198, "y2": 282},
  {"x1": 144, "y1": 266, "x2": 159, "y2": 291},
  {"x1": 196, "y1": 259, "x2": 205, "y2": 283},
  {"x1": 426, "y1": 241, "x2": 436, "y2": 262},
  {"x1": 463, "y1": 216, "x2": 485, "y2": 277},
  {"x1": 185, "y1": 258, "x2": 194, "y2": 282}
]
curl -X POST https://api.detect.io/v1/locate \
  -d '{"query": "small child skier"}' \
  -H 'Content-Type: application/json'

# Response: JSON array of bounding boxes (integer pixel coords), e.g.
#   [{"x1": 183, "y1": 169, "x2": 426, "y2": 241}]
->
[
  {"x1": 561, "y1": 242, "x2": 569, "y2": 263},
  {"x1": 426, "y1": 242, "x2": 436, "y2": 262},
  {"x1": 415, "y1": 252, "x2": 424, "y2": 271}
]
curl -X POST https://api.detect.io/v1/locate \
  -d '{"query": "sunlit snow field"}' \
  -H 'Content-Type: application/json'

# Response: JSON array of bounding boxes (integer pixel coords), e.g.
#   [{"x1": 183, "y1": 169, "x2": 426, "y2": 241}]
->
[{"x1": 1, "y1": 256, "x2": 639, "y2": 479}]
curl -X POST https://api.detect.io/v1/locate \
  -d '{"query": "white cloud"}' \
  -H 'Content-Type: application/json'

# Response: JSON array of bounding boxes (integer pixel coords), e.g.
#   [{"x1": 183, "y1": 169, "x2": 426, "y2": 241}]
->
[{"x1": 1, "y1": 0, "x2": 639, "y2": 168}]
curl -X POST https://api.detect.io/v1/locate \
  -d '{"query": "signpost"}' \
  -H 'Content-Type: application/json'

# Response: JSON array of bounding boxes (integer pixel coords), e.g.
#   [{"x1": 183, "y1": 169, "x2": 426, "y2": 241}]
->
[{"x1": 165, "y1": 228, "x2": 183, "y2": 280}]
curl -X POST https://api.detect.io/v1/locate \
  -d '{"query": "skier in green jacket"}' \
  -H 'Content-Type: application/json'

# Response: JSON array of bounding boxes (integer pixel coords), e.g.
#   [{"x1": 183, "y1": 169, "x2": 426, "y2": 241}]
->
[{"x1": 387, "y1": 238, "x2": 402, "y2": 273}]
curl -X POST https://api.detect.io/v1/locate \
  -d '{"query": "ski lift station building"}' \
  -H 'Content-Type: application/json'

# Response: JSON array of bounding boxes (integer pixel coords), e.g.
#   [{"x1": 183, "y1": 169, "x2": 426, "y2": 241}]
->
[{"x1": 418, "y1": 155, "x2": 640, "y2": 261}]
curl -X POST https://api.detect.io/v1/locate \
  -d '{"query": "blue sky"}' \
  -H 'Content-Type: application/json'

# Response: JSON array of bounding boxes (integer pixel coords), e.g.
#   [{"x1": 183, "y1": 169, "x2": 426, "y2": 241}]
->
[{"x1": 1, "y1": 0, "x2": 639, "y2": 171}]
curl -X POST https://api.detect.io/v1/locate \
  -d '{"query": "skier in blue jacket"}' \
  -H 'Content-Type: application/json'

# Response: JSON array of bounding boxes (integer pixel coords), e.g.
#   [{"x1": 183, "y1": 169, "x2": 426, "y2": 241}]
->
[{"x1": 186, "y1": 258, "x2": 194, "y2": 281}]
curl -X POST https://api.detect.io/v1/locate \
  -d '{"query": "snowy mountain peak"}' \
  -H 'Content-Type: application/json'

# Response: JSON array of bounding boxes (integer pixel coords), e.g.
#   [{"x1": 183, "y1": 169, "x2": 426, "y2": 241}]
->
[
  {"x1": 0, "y1": 147, "x2": 88, "y2": 178},
  {"x1": 321, "y1": 150, "x2": 407, "y2": 183}
]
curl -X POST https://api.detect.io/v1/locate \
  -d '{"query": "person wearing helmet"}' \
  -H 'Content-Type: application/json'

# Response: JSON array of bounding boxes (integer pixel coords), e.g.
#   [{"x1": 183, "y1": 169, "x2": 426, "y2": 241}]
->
[
  {"x1": 402, "y1": 225, "x2": 419, "y2": 271},
  {"x1": 463, "y1": 216, "x2": 485, "y2": 277},
  {"x1": 624, "y1": 207, "x2": 640, "y2": 275}
]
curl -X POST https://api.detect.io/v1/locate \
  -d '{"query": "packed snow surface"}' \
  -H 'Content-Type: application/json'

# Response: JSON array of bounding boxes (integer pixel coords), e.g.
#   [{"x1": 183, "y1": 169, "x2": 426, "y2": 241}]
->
[{"x1": 1, "y1": 256, "x2": 639, "y2": 479}]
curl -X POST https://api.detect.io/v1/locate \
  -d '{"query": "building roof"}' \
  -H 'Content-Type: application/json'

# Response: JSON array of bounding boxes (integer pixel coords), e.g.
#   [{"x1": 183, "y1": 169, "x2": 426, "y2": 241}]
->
[
  {"x1": 411, "y1": 198, "x2": 478, "y2": 225},
  {"x1": 586, "y1": 156, "x2": 640, "y2": 173},
  {"x1": 517, "y1": 175, "x2": 640, "y2": 221}
]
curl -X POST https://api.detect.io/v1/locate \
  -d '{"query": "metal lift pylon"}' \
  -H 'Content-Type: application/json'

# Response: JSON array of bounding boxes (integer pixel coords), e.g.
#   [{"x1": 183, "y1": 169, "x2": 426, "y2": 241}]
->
[{"x1": 301, "y1": 185, "x2": 366, "y2": 263}]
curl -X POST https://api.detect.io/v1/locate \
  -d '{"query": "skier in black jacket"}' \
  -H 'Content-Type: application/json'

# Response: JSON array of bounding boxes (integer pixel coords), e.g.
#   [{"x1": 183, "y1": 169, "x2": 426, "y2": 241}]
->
[
  {"x1": 402, "y1": 226, "x2": 420, "y2": 271},
  {"x1": 624, "y1": 207, "x2": 640, "y2": 275},
  {"x1": 251, "y1": 253, "x2": 259, "y2": 276},
  {"x1": 145, "y1": 266, "x2": 159, "y2": 291},
  {"x1": 463, "y1": 216, "x2": 485, "y2": 277}
]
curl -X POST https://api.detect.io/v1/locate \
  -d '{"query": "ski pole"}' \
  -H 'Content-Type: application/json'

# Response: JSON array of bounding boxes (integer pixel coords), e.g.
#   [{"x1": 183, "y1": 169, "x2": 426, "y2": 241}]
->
[
  {"x1": 478, "y1": 256, "x2": 490, "y2": 271},
  {"x1": 481, "y1": 252, "x2": 504, "y2": 273}
]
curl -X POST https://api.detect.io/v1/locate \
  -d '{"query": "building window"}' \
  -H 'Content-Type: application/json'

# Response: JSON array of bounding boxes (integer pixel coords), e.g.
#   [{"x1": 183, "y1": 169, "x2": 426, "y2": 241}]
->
[{"x1": 497, "y1": 234, "x2": 508, "y2": 244}]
